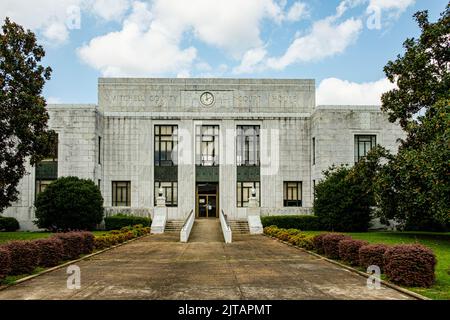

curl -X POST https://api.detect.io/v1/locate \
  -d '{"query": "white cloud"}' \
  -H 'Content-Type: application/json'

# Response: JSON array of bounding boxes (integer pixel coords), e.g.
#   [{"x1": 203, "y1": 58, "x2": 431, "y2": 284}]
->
[
  {"x1": 368, "y1": 0, "x2": 415, "y2": 13},
  {"x1": 90, "y1": 0, "x2": 130, "y2": 21},
  {"x1": 0, "y1": 0, "x2": 84, "y2": 44},
  {"x1": 0, "y1": 0, "x2": 132, "y2": 44},
  {"x1": 150, "y1": 0, "x2": 285, "y2": 58},
  {"x1": 267, "y1": 16, "x2": 362, "y2": 70},
  {"x1": 316, "y1": 77, "x2": 396, "y2": 105},
  {"x1": 286, "y1": 2, "x2": 309, "y2": 22},
  {"x1": 233, "y1": 47, "x2": 267, "y2": 74},
  {"x1": 77, "y1": 1, "x2": 197, "y2": 77}
]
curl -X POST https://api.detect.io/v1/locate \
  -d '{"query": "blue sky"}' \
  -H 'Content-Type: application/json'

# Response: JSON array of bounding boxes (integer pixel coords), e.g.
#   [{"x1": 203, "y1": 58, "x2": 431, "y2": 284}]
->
[{"x1": 1, "y1": 0, "x2": 448, "y2": 105}]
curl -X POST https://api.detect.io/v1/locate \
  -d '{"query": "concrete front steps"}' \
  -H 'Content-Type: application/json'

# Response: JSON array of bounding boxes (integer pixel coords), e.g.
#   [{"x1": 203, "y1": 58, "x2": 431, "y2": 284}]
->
[
  {"x1": 229, "y1": 220, "x2": 249, "y2": 234},
  {"x1": 164, "y1": 220, "x2": 184, "y2": 233}
]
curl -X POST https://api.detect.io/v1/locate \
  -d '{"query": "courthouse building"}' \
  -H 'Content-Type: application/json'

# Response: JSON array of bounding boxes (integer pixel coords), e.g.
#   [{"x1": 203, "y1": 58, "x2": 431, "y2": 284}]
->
[{"x1": 4, "y1": 78, "x2": 404, "y2": 230}]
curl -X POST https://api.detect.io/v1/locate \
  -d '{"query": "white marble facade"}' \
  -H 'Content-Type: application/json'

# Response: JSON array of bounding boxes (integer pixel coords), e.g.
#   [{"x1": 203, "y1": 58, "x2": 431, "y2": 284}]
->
[{"x1": 4, "y1": 78, "x2": 404, "y2": 230}]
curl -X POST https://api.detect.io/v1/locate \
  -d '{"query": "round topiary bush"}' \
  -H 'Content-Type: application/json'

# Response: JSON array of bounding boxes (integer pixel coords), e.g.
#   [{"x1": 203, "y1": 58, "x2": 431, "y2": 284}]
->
[
  {"x1": 322, "y1": 233, "x2": 351, "y2": 259},
  {"x1": 35, "y1": 176, "x2": 104, "y2": 231},
  {"x1": 0, "y1": 217, "x2": 20, "y2": 231},
  {"x1": 383, "y1": 244, "x2": 436, "y2": 287},
  {"x1": 0, "y1": 247, "x2": 11, "y2": 279},
  {"x1": 4, "y1": 241, "x2": 39, "y2": 275},
  {"x1": 359, "y1": 244, "x2": 388, "y2": 271},
  {"x1": 33, "y1": 238, "x2": 64, "y2": 267},
  {"x1": 338, "y1": 239, "x2": 368, "y2": 266}
]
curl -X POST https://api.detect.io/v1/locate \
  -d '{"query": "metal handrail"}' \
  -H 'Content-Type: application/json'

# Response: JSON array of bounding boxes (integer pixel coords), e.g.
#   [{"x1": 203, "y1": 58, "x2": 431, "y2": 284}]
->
[{"x1": 181, "y1": 209, "x2": 194, "y2": 231}]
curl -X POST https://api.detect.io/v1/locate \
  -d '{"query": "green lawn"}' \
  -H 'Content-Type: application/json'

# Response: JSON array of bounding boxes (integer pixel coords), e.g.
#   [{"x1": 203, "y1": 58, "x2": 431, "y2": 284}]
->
[
  {"x1": 0, "y1": 231, "x2": 109, "y2": 244},
  {"x1": 301, "y1": 230, "x2": 450, "y2": 300}
]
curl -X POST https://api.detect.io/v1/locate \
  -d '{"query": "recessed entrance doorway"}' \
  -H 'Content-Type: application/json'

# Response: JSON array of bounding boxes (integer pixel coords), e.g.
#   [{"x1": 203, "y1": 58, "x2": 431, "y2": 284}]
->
[{"x1": 196, "y1": 183, "x2": 218, "y2": 218}]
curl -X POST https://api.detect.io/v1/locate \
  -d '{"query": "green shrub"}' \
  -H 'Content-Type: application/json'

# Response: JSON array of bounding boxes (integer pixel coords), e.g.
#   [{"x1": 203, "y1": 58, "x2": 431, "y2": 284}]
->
[
  {"x1": 314, "y1": 165, "x2": 372, "y2": 232},
  {"x1": 261, "y1": 215, "x2": 321, "y2": 230},
  {"x1": 34, "y1": 177, "x2": 104, "y2": 231},
  {"x1": 0, "y1": 216, "x2": 20, "y2": 231},
  {"x1": 296, "y1": 236, "x2": 315, "y2": 250},
  {"x1": 104, "y1": 214, "x2": 151, "y2": 231}
]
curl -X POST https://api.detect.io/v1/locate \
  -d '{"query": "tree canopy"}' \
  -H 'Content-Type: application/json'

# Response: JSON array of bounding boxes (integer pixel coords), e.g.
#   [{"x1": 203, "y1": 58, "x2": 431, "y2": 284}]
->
[{"x1": 0, "y1": 18, "x2": 52, "y2": 213}]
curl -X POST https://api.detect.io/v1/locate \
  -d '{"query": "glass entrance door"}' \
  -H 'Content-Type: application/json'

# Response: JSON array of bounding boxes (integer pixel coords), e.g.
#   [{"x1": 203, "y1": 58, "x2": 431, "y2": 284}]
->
[{"x1": 196, "y1": 183, "x2": 218, "y2": 218}]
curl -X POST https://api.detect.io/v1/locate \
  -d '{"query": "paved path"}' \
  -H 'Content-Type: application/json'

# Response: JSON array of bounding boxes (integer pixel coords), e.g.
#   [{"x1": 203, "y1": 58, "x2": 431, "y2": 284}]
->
[
  {"x1": 189, "y1": 219, "x2": 223, "y2": 243},
  {"x1": 0, "y1": 230, "x2": 412, "y2": 300}
]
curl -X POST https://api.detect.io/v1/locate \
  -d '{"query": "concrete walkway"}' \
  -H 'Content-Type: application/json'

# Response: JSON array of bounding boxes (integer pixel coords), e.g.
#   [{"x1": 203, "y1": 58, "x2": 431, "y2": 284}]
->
[
  {"x1": 0, "y1": 231, "x2": 412, "y2": 300},
  {"x1": 189, "y1": 219, "x2": 223, "y2": 243}
]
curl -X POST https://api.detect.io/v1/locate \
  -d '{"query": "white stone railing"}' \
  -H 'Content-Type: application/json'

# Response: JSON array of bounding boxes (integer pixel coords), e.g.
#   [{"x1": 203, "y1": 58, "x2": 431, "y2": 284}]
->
[
  {"x1": 180, "y1": 209, "x2": 195, "y2": 243},
  {"x1": 220, "y1": 210, "x2": 232, "y2": 244}
]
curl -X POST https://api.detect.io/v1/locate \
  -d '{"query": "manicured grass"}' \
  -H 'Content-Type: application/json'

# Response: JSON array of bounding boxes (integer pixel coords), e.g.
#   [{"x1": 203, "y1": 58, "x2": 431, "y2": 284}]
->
[
  {"x1": 0, "y1": 231, "x2": 109, "y2": 244},
  {"x1": 0, "y1": 232, "x2": 52, "y2": 244},
  {"x1": 301, "y1": 230, "x2": 450, "y2": 300}
]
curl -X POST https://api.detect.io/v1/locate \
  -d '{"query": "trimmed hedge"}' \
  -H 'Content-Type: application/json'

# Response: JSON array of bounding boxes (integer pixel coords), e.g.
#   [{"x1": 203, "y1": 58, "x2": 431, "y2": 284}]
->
[
  {"x1": 94, "y1": 225, "x2": 150, "y2": 250},
  {"x1": 3, "y1": 241, "x2": 39, "y2": 275},
  {"x1": 359, "y1": 244, "x2": 388, "y2": 271},
  {"x1": 312, "y1": 233, "x2": 329, "y2": 254},
  {"x1": 0, "y1": 247, "x2": 11, "y2": 279},
  {"x1": 104, "y1": 214, "x2": 151, "y2": 231},
  {"x1": 338, "y1": 239, "x2": 368, "y2": 266},
  {"x1": 322, "y1": 233, "x2": 351, "y2": 259},
  {"x1": 52, "y1": 232, "x2": 85, "y2": 260},
  {"x1": 79, "y1": 231, "x2": 95, "y2": 254},
  {"x1": 384, "y1": 244, "x2": 436, "y2": 287},
  {"x1": 33, "y1": 238, "x2": 64, "y2": 267},
  {"x1": 0, "y1": 217, "x2": 20, "y2": 232},
  {"x1": 261, "y1": 215, "x2": 321, "y2": 230}
]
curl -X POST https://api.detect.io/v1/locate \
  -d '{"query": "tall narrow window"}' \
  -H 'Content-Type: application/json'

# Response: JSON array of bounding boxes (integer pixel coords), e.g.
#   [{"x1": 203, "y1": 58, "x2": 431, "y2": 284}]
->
[
  {"x1": 237, "y1": 125, "x2": 260, "y2": 166},
  {"x1": 237, "y1": 181, "x2": 260, "y2": 207},
  {"x1": 98, "y1": 136, "x2": 102, "y2": 165},
  {"x1": 312, "y1": 137, "x2": 316, "y2": 165},
  {"x1": 155, "y1": 125, "x2": 178, "y2": 166},
  {"x1": 196, "y1": 125, "x2": 219, "y2": 166},
  {"x1": 284, "y1": 181, "x2": 302, "y2": 207},
  {"x1": 154, "y1": 181, "x2": 178, "y2": 207},
  {"x1": 112, "y1": 181, "x2": 131, "y2": 206},
  {"x1": 35, "y1": 132, "x2": 58, "y2": 198},
  {"x1": 354, "y1": 135, "x2": 376, "y2": 163}
]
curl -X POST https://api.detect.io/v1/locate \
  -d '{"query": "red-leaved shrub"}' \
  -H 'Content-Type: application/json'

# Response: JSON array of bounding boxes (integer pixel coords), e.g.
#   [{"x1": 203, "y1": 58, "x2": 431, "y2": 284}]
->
[
  {"x1": 338, "y1": 239, "x2": 368, "y2": 266},
  {"x1": 79, "y1": 231, "x2": 95, "y2": 254},
  {"x1": 383, "y1": 244, "x2": 436, "y2": 287},
  {"x1": 322, "y1": 233, "x2": 351, "y2": 259},
  {"x1": 4, "y1": 241, "x2": 39, "y2": 275},
  {"x1": 359, "y1": 244, "x2": 388, "y2": 271},
  {"x1": 0, "y1": 247, "x2": 11, "y2": 278},
  {"x1": 53, "y1": 232, "x2": 84, "y2": 260},
  {"x1": 33, "y1": 238, "x2": 64, "y2": 267},
  {"x1": 312, "y1": 233, "x2": 329, "y2": 254}
]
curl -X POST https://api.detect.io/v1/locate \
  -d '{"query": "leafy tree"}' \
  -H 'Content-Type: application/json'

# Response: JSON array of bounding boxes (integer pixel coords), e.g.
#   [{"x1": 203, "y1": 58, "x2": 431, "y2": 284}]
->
[
  {"x1": 0, "y1": 18, "x2": 52, "y2": 213},
  {"x1": 35, "y1": 177, "x2": 104, "y2": 231},
  {"x1": 376, "y1": 4, "x2": 450, "y2": 231},
  {"x1": 381, "y1": 4, "x2": 449, "y2": 135},
  {"x1": 375, "y1": 99, "x2": 450, "y2": 231},
  {"x1": 314, "y1": 146, "x2": 392, "y2": 232},
  {"x1": 314, "y1": 165, "x2": 372, "y2": 232}
]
